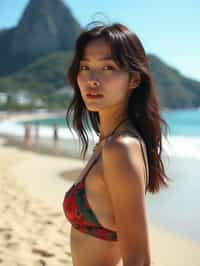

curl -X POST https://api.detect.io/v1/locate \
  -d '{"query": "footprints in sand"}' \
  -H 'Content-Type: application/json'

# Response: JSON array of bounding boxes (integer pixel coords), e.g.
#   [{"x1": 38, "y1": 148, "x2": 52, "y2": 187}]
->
[
  {"x1": 0, "y1": 147, "x2": 72, "y2": 265},
  {"x1": 32, "y1": 248, "x2": 55, "y2": 257}
]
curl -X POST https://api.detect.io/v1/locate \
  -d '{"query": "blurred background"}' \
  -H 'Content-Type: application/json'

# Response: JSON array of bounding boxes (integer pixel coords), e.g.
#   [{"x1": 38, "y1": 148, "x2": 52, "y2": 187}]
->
[{"x1": 0, "y1": 0, "x2": 199, "y2": 265}]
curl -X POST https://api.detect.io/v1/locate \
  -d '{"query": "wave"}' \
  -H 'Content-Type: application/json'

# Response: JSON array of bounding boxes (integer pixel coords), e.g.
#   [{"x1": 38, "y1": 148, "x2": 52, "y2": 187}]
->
[{"x1": 1, "y1": 120, "x2": 200, "y2": 160}]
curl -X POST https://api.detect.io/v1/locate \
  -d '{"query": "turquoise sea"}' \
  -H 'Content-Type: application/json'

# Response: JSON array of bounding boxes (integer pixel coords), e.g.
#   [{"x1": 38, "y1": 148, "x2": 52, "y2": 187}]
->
[{"x1": 17, "y1": 108, "x2": 200, "y2": 138}]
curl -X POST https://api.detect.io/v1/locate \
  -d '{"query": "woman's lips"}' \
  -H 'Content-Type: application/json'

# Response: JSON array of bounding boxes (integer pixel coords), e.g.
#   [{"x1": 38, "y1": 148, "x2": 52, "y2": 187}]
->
[{"x1": 86, "y1": 93, "x2": 103, "y2": 99}]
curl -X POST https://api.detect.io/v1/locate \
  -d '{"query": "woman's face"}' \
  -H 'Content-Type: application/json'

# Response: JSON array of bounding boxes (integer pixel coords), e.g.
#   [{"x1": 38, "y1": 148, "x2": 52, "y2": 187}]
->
[{"x1": 77, "y1": 38, "x2": 135, "y2": 113}]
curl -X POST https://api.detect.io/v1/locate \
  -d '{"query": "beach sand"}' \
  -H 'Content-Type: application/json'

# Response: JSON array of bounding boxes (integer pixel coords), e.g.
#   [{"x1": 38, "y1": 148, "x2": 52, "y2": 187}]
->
[{"x1": 0, "y1": 136, "x2": 200, "y2": 266}]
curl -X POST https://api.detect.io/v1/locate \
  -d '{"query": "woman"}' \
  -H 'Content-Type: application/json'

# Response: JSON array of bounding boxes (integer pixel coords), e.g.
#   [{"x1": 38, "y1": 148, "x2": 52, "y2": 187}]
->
[{"x1": 63, "y1": 21, "x2": 170, "y2": 266}]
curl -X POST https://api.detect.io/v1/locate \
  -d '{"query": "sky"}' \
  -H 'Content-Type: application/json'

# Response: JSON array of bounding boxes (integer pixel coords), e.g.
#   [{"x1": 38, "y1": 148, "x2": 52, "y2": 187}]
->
[{"x1": 0, "y1": 0, "x2": 199, "y2": 81}]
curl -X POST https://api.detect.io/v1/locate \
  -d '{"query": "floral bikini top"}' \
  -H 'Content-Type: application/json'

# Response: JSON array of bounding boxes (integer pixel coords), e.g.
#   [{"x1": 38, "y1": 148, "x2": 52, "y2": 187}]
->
[{"x1": 63, "y1": 129, "x2": 149, "y2": 242}]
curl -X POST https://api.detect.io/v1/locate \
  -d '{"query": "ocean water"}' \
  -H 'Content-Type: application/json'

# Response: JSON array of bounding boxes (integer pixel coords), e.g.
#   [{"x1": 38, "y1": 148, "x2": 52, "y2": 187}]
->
[
  {"x1": 163, "y1": 108, "x2": 200, "y2": 137},
  {"x1": 0, "y1": 108, "x2": 200, "y2": 243},
  {"x1": 13, "y1": 108, "x2": 200, "y2": 159},
  {"x1": 15, "y1": 108, "x2": 200, "y2": 137}
]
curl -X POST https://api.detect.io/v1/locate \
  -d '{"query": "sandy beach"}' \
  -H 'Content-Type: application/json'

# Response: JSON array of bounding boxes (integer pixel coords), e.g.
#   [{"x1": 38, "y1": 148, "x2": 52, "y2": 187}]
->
[{"x1": 1, "y1": 134, "x2": 200, "y2": 266}]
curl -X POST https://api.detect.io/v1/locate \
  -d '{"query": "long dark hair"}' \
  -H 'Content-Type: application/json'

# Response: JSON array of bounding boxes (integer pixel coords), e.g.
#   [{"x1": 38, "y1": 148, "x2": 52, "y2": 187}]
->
[{"x1": 66, "y1": 21, "x2": 171, "y2": 193}]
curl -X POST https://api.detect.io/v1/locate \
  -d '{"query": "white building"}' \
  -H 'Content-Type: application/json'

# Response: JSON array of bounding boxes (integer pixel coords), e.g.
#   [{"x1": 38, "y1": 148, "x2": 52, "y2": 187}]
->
[
  {"x1": 11, "y1": 91, "x2": 32, "y2": 105},
  {"x1": 0, "y1": 92, "x2": 8, "y2": 105}
]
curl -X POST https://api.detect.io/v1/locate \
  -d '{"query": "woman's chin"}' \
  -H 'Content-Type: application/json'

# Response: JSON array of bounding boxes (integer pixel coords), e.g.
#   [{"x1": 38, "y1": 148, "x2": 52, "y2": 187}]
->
[
  {"x1": 85, "y1": 103, "x2": 102, "y2": 112},
  {"x1": 87, "y1": 107, "x2": 100, "y2": 112}
]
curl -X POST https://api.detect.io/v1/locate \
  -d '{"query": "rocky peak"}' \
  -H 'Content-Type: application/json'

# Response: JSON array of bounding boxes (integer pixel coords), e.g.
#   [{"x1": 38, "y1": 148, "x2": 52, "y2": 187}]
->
[{"x1": 11, "y1": 0, "x2": 82, "y2": 57}]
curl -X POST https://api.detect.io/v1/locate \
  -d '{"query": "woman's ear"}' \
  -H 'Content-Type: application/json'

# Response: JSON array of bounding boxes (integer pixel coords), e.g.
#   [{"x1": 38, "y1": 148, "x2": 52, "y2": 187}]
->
[{"x1": 128, "y1": 72, "x2": 141, "y2": 91}]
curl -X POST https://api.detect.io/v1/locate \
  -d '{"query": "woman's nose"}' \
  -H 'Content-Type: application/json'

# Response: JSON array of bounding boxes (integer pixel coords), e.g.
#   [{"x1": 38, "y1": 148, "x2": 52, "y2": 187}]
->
[
  {"x1": 88, "y1": 70, "x2": 100, "y2": 86},
  {"x1": 88, "y1": 79, "x2": 100, "y2": 87}
]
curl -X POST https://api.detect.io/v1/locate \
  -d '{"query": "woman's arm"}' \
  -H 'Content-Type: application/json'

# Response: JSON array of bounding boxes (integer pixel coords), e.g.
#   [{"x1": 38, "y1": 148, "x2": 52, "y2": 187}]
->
[{"x1": 102, "y1": 136, "x2": 151, "y2": 266}]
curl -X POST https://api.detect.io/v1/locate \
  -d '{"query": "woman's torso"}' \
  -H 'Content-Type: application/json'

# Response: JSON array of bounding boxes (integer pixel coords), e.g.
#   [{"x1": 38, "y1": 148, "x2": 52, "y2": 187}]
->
[{"x1": 64, "y1": 125, "x2": 149, "y2": 266}]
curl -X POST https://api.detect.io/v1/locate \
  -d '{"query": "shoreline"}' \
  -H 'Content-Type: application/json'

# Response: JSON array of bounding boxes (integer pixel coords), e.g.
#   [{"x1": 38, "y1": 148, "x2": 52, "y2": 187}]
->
[
  {"x1": 0, "y1": 110, "x2": 66, "y2": 121},
  {"x1": 1, "y1": 111, "x2": 200, "y2": 162}
]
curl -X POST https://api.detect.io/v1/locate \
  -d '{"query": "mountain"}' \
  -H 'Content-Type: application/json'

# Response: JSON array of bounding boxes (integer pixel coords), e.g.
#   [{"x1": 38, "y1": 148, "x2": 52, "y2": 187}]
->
[
  {"x1": 148, "y1": 55, "x2": 200, "y2": 108},
  {"x1": 12, "y1": 0, "x2": 82, "y2": 57},
  {"x1": 0, "y1": 0, "x2": 82, "y2": 75}
]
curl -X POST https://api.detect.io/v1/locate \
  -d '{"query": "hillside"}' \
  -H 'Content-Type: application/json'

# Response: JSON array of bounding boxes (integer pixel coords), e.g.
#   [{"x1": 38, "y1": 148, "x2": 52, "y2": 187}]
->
[
  {"x1": 0, "y1": 52, "x2": 200, "y2": 110},
  {"x1": 148, "y1": 55, "x2": 200, "y2": 108}
]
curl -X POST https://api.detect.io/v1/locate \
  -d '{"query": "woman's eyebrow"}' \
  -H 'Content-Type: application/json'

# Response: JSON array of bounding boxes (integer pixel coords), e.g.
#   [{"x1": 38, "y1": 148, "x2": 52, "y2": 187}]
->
[{"x1": 80, "y1": 56, "x2": 114, "y2": 61}]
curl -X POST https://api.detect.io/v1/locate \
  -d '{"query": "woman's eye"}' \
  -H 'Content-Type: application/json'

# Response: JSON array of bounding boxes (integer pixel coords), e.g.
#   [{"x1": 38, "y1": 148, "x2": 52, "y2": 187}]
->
[
  {"x1": 78, "y1": 65, "x2": 116, "y2": 75},
  {"x1": 103, "y1": 65, "x2": 115, "y2": 71},
  {"x1": 79, "y1": 65, "x2": 115, "y2": 70},
  {"x1": 79, "y1": 65, "x2": 89, "y2": 71}
]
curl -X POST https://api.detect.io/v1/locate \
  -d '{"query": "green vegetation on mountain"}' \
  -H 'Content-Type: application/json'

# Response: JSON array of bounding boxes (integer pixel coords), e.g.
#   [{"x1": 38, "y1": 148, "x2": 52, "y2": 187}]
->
[
  {"x1": 148, "y1": 54, "x2": 200, "y2": 108},
  {"x1": 1, "y1": 52, "x2": 200, "y2": 110}
]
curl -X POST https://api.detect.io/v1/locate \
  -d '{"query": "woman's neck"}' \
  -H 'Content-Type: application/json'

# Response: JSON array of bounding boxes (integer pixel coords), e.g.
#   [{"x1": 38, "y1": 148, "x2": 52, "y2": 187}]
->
[
  {"x1": 98, "y1": 101, "x2": 130, "y2": 139},
  {"x1": 98, "y1": 115, "x2": 129, "y2": 140}
]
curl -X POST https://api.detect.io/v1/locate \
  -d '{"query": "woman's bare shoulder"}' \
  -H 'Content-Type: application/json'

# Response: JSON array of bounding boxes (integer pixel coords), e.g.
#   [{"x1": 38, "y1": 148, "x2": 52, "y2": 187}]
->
[
  {"x1": 102, "y1": 131, "x2": 142, "y2": 162},
  {"x1": 103, "y1": 126, "x2": 142, "y2": 149},
  {"x1": 101, "y1": 127, "x2": 148, "y2": 193}
]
